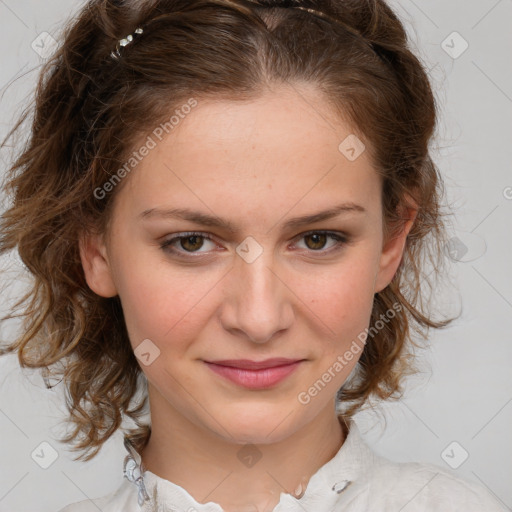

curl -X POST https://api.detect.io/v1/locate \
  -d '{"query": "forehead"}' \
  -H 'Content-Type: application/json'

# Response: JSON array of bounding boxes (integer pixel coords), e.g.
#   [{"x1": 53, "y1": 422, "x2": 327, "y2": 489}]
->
[
  {"x1": 166, "y1": 83, "x2": 361, "y2": 165},
  {"x1": 115, "y1": 83, "x2": 381, "y2": 224}
]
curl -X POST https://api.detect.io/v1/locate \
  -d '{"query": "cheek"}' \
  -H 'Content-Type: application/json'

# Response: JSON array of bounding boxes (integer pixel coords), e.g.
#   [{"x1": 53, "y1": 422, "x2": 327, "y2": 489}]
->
[
  {"x1": 295, "y1": 256, "x2": 377, "y2": 340},
  {"x1": 291, "y1": 263, "x2": 376, "y2": 405},
  {"x1": 112, "y1": 247, "x2": 221, "y2": 349}
]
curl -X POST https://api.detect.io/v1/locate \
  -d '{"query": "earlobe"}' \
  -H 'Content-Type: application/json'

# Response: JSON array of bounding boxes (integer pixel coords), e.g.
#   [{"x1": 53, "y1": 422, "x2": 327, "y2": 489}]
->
[
  {"x1": 79, "y1": 232, "x2": 118, "y2": 298},
  {"x1": 374, "y1": 206, "x2": 418, "y2": 294}
]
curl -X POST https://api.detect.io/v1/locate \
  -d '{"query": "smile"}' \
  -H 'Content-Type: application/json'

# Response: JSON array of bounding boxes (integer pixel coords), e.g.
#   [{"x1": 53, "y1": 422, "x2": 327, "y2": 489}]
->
[{"x1": 203, "y1": 360, "x2": 304, "y2": 389}]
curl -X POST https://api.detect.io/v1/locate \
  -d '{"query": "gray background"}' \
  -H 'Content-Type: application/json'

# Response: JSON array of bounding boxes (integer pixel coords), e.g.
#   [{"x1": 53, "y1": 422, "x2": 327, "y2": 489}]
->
[{"x1": 0, "y1": 1, "x2": 511, "y2": 511}]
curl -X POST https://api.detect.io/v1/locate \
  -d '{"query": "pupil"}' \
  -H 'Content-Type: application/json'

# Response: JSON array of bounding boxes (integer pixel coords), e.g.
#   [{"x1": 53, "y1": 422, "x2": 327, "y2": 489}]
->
[
  {"x1": 307, "y1": 233, "x2": 326, "y2": 250},
  {"x1": 182, "y1": 235, "x2": 203, "y2": 251}
]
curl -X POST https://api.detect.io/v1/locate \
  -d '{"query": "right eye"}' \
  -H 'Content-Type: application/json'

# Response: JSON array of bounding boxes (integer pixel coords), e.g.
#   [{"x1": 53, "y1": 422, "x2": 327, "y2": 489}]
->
[{"x1": 159, "y1": 232, "x2": 219, "y2": 257}]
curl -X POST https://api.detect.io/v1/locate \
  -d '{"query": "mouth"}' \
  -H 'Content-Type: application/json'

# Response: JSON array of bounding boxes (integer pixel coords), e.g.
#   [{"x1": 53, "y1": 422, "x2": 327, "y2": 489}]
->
[
  {"x1": 204, "y1": 358, "x2": 304, "y2": 370},
  {"x1": 203, "y1": 358, "x2": 305, "y2": 389}
]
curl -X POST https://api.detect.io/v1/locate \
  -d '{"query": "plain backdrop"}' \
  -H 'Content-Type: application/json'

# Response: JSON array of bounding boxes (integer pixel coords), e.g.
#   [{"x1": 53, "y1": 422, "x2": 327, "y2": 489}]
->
[{"x1": 0, "y1": 1, "x2": 511, "y2": 511}]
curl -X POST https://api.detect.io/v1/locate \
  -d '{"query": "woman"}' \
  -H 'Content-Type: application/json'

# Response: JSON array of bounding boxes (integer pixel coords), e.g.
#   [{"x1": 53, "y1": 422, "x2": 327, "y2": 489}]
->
[{"x1": 0, "y1": 0, "x2": 505, "y2": 510}]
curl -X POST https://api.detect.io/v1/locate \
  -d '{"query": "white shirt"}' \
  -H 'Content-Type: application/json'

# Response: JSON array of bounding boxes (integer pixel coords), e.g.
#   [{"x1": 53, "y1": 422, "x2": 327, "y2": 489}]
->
[{"x1": 58, "y1": 419, "x2": 506, "y2": 512}]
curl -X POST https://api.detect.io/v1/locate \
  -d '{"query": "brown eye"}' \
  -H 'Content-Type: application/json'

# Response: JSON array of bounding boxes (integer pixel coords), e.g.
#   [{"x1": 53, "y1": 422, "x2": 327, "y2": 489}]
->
[
  {"x1": 295, "y1": 231, "x2": 348, "y2": 255},
  {"x1": 160, "y1": 232, "x2": 217, "y2": 256},
  {"x1": 180, "y1": 235, "x2": 205, "y2": 252},
  {"x1": 304, "y1": 233, "x2": 328, "y2": 250}
]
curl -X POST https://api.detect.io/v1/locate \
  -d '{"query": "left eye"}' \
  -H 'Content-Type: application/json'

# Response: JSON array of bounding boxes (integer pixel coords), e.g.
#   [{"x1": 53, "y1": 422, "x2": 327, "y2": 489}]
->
[
  {"x1": 160, "y1": 231, "x2": 347, "y2": 257},
  {"x1": 295, "y1": 231, "x2": 346, "y2": 252},
  {"x1": 160, "y1": 232, "x2": 217, "y2": 254}
]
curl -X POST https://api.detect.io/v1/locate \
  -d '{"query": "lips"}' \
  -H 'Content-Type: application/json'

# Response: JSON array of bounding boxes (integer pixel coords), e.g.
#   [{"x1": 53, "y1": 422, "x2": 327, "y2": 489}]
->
[
  {"x1": 204, "y1": 358, "x2": 303, "y2": 370},
  {"x1": 203, "y1": 358, "x2": 305, "y2": 389}
]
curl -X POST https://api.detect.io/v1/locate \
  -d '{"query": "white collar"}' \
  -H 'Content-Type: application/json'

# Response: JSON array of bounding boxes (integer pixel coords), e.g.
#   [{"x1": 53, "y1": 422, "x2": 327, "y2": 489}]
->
[{"x1": 123, "y1": 416, "x2": 376, "y2": 512}]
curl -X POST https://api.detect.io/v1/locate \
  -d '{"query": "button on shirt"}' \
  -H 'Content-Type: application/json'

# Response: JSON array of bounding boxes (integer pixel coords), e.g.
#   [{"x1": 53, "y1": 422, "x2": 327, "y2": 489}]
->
[{"x1": 58, "y1": 418, "x2": 507, "y2": 512}]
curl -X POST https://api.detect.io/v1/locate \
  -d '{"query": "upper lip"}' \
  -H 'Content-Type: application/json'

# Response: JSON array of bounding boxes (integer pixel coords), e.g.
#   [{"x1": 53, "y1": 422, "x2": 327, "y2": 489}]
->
[{"x1": 204, "y1": 358, "x2": 303, "y2": 370}]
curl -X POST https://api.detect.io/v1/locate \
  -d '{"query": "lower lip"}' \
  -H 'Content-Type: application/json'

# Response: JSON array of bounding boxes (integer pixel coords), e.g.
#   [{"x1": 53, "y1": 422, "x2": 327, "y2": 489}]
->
[{"x1": 204, "y1": 361, "x2": 303, "y2": 389}]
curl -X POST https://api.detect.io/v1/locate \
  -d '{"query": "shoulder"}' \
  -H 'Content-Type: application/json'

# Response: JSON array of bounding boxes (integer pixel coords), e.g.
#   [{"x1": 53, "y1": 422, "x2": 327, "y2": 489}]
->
[
  {"x1": 365, "y1": 455, "x2": 506, "y2": 511},
  {"x1": 57, "y1": 478, "x2": 138, "y2": 512}
]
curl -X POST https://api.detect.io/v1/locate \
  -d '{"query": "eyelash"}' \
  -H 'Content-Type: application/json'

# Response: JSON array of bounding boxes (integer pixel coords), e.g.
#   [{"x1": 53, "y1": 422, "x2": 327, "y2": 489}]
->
[{"x1": 159, "y1": 230, "x2": 348, "y2": 258}]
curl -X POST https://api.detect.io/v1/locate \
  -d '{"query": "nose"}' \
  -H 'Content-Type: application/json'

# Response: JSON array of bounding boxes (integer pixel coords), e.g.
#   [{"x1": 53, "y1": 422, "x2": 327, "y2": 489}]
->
[{"x1": 219, "y1": 248, "x2": 294, "y2": 344}]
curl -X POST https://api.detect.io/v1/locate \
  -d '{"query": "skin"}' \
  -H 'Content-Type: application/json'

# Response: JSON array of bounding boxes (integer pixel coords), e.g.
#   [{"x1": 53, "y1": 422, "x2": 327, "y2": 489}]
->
[{"x1": 80, "y1": 82, "x2": 415, "y2": 512}]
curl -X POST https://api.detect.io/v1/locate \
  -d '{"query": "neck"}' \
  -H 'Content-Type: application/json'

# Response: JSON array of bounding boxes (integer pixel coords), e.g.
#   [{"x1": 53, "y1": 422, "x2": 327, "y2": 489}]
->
[{"x1": 141, "y1": 385, "x2": 346, "y2": 512}]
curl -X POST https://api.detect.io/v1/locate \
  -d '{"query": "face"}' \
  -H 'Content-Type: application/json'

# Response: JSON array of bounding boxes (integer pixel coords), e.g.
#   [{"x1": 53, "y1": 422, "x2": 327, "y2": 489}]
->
[{"x1": 80, "y1": 83, "x2": 412, "y2": 445}]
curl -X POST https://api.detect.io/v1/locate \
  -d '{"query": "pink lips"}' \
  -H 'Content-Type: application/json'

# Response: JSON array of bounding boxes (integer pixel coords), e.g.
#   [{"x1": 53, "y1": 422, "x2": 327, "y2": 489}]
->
[{"x1": 204, "y1": 358, "x2": 304, "y2": 389}]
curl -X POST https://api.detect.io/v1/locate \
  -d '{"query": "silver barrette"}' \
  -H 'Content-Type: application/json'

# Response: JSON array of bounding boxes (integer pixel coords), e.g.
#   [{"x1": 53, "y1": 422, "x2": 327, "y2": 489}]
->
[{"x1": 110, "y1": 27, "x2": 144, "y2": 61}]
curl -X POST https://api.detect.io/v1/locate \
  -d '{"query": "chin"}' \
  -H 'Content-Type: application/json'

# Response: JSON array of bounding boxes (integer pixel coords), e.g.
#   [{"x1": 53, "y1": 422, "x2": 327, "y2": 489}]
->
[{"x1": 205, "y1": 404, "x2": 305, "y2": 445}]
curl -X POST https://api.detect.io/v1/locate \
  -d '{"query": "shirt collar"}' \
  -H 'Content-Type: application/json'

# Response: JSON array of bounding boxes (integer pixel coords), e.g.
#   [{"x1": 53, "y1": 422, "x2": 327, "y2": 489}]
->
[{"x1": 123, "y1": 415, "x2": 376, "y2": 512}]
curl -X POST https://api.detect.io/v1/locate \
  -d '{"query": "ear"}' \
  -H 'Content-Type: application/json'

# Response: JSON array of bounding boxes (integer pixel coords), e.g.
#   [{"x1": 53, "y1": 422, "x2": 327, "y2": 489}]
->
[
  {"x1": 79, "y1": 231, "x2": 118, "y2": 298},
  {"x1": 374, "y1": 201, "x2": 418, "y2": 293}
]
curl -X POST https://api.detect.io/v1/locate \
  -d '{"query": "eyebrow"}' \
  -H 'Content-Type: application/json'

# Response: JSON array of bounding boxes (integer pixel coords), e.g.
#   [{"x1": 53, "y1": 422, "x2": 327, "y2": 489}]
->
[{"x1": 138, "y1": 202, "x2": 366, "y2": 233}]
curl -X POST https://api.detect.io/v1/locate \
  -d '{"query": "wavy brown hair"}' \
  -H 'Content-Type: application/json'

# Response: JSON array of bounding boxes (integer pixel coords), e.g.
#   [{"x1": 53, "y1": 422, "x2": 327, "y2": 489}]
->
[{"x1": 0, "y1": 0, "x2": 454, "y2": 461}]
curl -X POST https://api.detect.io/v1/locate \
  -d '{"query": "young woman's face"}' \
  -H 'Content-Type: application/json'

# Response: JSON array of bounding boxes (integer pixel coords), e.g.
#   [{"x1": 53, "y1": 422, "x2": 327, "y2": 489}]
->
[{"x1": 82, "y1": 83, "x2": 410, "y2": 444}]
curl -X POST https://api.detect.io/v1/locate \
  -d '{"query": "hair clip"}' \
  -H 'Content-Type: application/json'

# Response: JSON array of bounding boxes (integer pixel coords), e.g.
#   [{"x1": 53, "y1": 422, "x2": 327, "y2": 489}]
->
[{"x1": 110, "y1": 27, "x2": 144, "y2": 61}]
